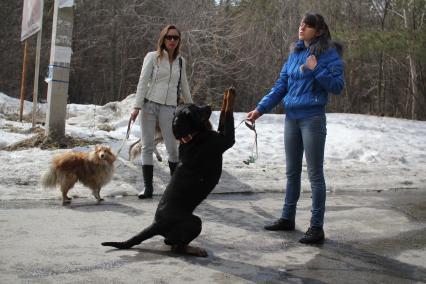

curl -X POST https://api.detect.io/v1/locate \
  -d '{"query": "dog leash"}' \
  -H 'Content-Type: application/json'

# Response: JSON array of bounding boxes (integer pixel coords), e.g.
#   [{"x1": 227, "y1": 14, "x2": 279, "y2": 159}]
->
[
  {"x1": 115, "y1": 116, "x2": 135, "y2": 156},
  {"x1": 236, "y1": 119, "x2": 258, "y2": 165}
]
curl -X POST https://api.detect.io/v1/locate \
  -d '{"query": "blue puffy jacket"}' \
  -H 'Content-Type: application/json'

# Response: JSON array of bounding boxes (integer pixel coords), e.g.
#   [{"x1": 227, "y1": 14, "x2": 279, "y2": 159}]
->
[{"x1": 256, "y1": 40, "x2": 344, "y2": 119}]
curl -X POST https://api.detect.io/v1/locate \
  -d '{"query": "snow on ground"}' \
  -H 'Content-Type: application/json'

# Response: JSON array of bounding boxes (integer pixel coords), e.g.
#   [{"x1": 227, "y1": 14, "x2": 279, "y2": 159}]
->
[{"x1": 0, "y1": 91, "x2": 425, "y2": 201}]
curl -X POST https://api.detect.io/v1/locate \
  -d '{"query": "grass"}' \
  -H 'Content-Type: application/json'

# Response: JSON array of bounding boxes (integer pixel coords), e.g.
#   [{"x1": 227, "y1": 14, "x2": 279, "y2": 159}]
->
[{"x1": 2, "y1": 127, "x2": 105, "y2": 151}]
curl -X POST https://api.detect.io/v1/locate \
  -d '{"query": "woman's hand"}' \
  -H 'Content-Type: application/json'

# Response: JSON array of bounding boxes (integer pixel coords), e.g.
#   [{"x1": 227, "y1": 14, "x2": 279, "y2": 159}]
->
[
  {"x1": 130, "y1": 108, "x2": 140, "y2": 122},
  {"x1": 247, "y1": 109, "x2": 261, "y2": 123},
  {"x1": 306, "y1": 55, "x2": 318, "y2": 70}
]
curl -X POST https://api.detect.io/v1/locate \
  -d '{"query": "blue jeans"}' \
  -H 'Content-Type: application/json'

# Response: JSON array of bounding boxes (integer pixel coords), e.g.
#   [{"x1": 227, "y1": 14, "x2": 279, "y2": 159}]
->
[{"x1": 281, "y1": 114, "x2": 327, "y2": 228}]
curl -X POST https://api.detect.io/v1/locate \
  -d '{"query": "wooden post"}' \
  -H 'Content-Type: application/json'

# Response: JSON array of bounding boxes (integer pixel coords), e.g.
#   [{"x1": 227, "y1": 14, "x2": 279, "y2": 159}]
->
[
  {"x1": 19, "y1": 40, "x2": 29, "y2": 122},
  {"x1": 32, "y1": 26, "x2": 43, "y2": 127}
]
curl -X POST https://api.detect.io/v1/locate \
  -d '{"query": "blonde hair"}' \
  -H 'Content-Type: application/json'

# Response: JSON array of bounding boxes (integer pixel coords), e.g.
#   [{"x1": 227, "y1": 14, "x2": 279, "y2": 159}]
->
[{"x1": 156, "y1": 25, "x2": 181, "y2": 60}]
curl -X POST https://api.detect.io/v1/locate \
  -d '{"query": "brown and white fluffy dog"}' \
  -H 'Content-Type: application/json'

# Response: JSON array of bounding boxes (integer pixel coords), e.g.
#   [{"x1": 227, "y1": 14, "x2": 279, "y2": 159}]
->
[{"x1": 41, "y1": 145, "x2": 116, "y2": 205}]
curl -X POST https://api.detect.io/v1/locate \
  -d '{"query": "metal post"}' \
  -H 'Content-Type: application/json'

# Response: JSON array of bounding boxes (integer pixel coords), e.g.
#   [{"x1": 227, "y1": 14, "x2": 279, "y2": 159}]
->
[
  {"x1": 45, "y1": 0, "x2": 74, "y2": 139},
  {"x1": 32, "y1": 0, "x2": 44, "y2": 127}
]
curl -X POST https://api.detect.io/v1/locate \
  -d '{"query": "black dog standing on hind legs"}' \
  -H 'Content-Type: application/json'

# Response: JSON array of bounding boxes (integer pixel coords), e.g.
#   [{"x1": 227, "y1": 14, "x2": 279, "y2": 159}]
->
[{"x1": 102, "y1": 88, "x2": 236, "y2": 257}]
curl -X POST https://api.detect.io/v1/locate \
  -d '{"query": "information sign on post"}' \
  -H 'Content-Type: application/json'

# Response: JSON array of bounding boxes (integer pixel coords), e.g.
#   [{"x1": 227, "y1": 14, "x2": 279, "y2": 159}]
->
[{"x1": 21, "y1": 0, "x2": 43, "y2": 42}]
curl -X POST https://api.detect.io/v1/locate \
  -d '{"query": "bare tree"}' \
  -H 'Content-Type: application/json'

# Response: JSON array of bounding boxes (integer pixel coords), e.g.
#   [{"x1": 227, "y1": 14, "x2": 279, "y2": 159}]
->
[{"x1": 1, "y1": 0, "x2": 425, "y2": 120}]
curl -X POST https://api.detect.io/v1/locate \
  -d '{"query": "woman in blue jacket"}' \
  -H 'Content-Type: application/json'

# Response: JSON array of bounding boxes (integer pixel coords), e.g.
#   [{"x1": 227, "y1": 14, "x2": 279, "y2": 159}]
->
[{"x1": 247, "y1": 13, "x2": 344, "y2": 244}]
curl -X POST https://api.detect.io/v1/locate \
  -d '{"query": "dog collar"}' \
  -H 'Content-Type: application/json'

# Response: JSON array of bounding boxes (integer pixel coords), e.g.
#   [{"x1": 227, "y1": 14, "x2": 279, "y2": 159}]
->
[{"x1": 179, "y1": 134, "x2": 193, "y2": 144}]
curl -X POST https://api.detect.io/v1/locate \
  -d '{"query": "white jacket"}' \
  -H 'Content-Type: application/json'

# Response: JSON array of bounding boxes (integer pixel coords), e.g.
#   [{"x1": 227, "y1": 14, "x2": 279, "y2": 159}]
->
[{"x1": 134, "y1": 50, "x2": 192, "y2": 108}]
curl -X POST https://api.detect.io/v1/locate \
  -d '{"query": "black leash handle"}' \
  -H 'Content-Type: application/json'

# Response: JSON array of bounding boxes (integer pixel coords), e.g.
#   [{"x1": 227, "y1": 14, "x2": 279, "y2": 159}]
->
[{"x1": 115, "y1": 116, "x2": 134, "y2": 156}]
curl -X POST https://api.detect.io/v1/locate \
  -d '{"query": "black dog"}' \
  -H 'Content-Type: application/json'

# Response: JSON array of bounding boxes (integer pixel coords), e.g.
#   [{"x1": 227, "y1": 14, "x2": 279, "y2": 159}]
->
[{"x1": 102, "y1": 88, "x2": 235, "y2": 257}]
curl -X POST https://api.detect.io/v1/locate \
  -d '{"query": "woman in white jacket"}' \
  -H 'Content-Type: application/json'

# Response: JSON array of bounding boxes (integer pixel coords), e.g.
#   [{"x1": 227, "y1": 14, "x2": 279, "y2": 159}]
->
[{"x1": 131, "y1": 25, "x2": 193, "y2": 199}]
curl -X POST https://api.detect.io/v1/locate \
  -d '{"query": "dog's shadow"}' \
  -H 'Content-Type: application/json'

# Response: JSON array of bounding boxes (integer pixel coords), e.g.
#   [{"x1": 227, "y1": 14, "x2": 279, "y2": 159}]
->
[
  {"x1": 104, "y1": 231, "x2": 426, "y2": 283},
  {"x1": 106, "y1": 240, "x2": 320, "y2": 283},
  {"x1": 105, "y1": 243, "x2": 176, "y2": 261},
  {"x1": 66, "y1": 200, "x2": 144, "y2": 217},
  {"x1": 100, "y1": 194, "x2": 426, "y2": 282}
]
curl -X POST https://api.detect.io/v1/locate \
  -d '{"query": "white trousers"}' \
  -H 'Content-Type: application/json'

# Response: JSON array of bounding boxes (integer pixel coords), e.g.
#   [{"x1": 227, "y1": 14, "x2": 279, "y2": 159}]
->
[{"x1": 140, "y1": 101, "x2": 178, "y2": 165}]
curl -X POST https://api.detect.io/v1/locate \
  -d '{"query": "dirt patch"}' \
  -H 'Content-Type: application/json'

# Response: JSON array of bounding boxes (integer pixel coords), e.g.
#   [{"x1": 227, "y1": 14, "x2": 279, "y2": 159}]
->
[
  {"x1": 0, "y1": 113, "x2": 44, "y2": 124},
  {"x1": 3, "y1": 128, "x2": 105, "y2": 151},
  {"x1": 0, "y1": 123, "x2": 42, "y2": 134}
]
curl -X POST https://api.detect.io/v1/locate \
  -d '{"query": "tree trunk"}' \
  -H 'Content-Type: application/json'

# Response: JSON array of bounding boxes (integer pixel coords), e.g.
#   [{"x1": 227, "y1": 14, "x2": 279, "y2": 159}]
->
[{"x1": 408, "y1": 54, "x2": 418, "y2": 119}]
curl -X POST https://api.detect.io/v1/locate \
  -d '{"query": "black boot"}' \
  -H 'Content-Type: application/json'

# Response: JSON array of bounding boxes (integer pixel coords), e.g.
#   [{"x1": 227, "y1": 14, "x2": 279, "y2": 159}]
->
[
  {"x1": 264, "y1": 218, "x2": 295, "y2": 231},
  {"x1": 168, "y1": 161, "x2": 178, "y2": 176},
  {"x1": 299, "y1": 227, "x2": 325, "y2": 244},
  {"x1": 138, "y1": 165, "x2": 153, "y2": 199}
]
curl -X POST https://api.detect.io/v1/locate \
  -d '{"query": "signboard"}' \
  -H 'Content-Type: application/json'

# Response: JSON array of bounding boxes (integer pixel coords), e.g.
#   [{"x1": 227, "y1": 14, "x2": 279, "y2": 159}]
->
[
  {"x1": 21, "y1": 0, "x2": 43, "y2": 41},
  {"x1": 59, "y1": 0, "x2": 74, "y2": 8}
]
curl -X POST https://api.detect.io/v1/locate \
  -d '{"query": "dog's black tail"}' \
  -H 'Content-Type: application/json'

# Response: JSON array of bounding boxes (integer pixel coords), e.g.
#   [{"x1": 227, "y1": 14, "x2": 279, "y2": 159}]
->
[{"x1": 102, "y1": 224, "x2": 158, "y2": 249}]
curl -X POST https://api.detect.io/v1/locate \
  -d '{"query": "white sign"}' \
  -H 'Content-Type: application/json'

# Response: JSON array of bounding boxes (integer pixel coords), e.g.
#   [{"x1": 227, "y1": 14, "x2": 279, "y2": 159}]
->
[
  {"x1": 21, "y1": 0, "x2": 43, "y2": 41},
  {"x1": 59, "y1": 0, "x2": 74, "y2": 8}
]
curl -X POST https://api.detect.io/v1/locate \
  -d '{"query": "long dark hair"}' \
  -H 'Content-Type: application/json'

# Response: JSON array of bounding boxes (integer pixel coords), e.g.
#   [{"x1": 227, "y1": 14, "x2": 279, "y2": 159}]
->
[
  {"x1": 295, "y1": 13, "x2": 343, "y2": 56},
  {"x1": 156, "y1": 25, "x2": 181, "y2": 60}
]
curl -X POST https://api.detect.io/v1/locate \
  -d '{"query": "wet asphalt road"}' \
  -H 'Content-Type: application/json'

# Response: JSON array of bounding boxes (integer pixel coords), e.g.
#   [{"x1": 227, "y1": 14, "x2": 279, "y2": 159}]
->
[{"x1": 0, "y1": 190, "x2": 425, "y2": 283}]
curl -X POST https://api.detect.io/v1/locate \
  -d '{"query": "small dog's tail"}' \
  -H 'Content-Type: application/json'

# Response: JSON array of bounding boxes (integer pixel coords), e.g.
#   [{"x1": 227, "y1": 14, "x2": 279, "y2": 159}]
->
[
  {"x1": 40, "y1": 167, "x2": 57, "y2": 188},
  {"x1": 128, "y1": 139, "x2": 141, "y2": 161}
]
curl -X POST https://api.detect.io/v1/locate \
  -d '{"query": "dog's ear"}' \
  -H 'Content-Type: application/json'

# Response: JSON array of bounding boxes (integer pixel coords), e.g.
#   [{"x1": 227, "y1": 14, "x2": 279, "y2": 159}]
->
[
  {"x1": 198, "y1": 105, "x2": 212, "y2": 122},
  {"x1": 187, "y1": 105, "x2": 212, "y2": 132}
]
